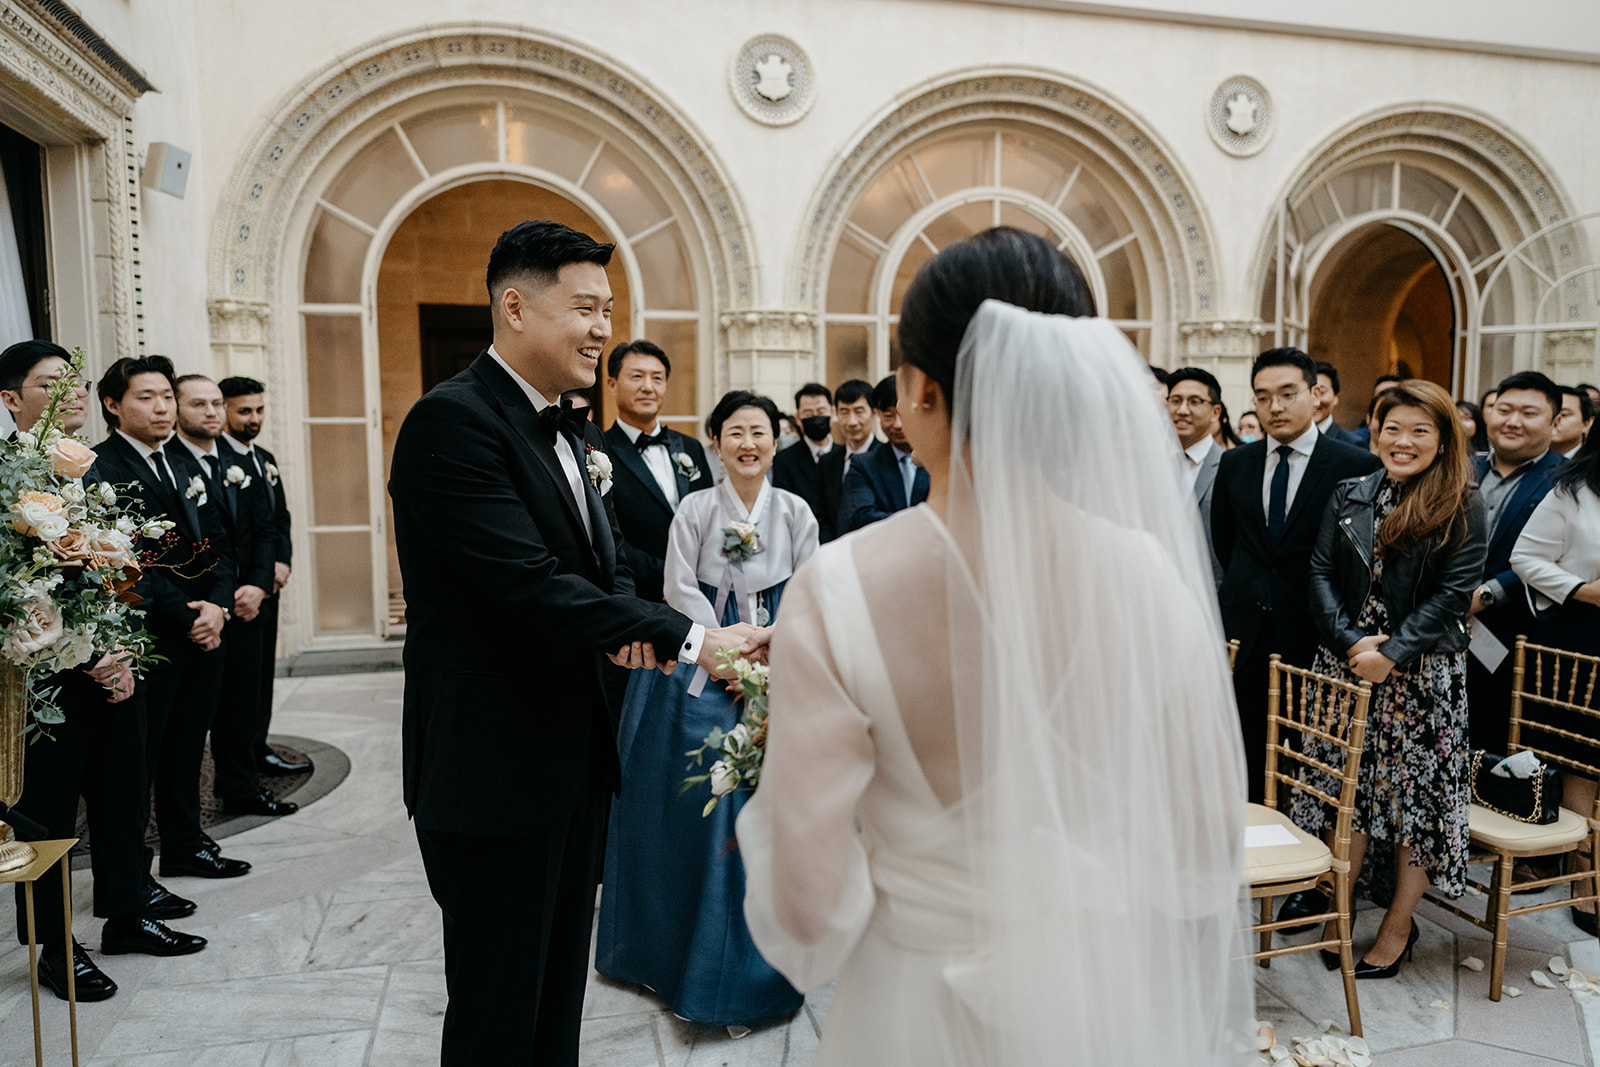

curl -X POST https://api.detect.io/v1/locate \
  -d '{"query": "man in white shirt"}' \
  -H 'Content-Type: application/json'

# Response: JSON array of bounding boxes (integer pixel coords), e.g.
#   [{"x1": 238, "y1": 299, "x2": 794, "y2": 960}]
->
[{"x1": 1165, "y1": 366, "x2": 1224, "y2": 585}]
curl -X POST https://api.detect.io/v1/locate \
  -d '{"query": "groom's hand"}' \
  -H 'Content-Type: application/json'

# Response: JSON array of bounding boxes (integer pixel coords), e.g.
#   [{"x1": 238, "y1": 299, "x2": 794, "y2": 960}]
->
[
  {"x1": 697, "y1": 624, "x2": 774, "y2": 676},
  {"x1": 607, "y1": 641, "x2": 678, "y2": 675}
]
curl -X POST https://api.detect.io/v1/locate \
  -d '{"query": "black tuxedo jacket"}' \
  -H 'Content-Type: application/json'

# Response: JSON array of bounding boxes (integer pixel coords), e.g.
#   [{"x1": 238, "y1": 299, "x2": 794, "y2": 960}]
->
[
  {"x1": 813, "y1": 443, "x2": 863, "y2": 538},
  {"x1": 842, "y1": 441, "x2": 928, "y2": 532},
  {"x1": 1322, "y1": 421, "x2": 1360, "y2": 446},
  {"x1": 599, "y1": 422, "x2": 713, "y2": 602},
  {"x1": 771, "y1": 440, "x2": 843, "y2": 543},
  {"x1": 388, "y1": 352, "x2": 693, "y2": 837},
  {"x1": 89, "y1": 432, "x2": 236, "y2": 642},
  {"x1": 207, "y1": 438, "x2": 278, "y2": 592},
  {"x1": 238, "y1": 441, "x2": 292, "y2": 567},
  {"x1": 1470, "y1": 450, "x2": 1567, "y2": 643},
  {"x1": 1211, "y1": 433, "x2": 1381, "y2": 660}
]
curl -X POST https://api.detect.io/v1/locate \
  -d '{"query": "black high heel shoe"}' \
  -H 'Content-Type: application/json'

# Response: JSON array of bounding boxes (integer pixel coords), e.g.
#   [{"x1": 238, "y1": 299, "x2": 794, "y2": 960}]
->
[{"x1": 1352, "y1": 920, "x2": 1419, "y2": 980}]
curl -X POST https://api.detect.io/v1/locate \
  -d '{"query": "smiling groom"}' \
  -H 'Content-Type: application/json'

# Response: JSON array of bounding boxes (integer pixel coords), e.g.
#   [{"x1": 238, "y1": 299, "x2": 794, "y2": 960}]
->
[{"x1": 388, "y1": 220, "x2": 766, "y2": 1066}]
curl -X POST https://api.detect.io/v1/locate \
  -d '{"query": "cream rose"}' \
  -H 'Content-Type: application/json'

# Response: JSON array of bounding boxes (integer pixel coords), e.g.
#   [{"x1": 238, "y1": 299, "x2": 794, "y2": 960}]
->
[
  {"x1": 49, "y1": 438, "x2": 96, "y2": 478},
  {"x1": 47, "y1": 527, "x2": 94, "y2": 567},
  {"x1": 11, "y1": 491, "x2": 70, "y2": 540},
  {"x1": 87, "y1": 527, "x2": 136, "y2": 570},
  {"x1": 2, "y1": 597, "x2": 63, "y2": 662}
]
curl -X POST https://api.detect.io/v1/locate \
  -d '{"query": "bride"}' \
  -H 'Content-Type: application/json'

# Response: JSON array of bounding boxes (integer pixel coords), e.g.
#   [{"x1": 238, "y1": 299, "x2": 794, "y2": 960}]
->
[{"x1": 737, "y1": 226, "x2": 1254, "y2": 1063}]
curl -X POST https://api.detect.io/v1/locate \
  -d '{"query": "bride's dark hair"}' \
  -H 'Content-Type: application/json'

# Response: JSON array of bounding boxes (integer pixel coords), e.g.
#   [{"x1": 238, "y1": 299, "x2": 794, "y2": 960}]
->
[{"x1": 898, "y1": 226, "x2": 1095, "y2": 410}]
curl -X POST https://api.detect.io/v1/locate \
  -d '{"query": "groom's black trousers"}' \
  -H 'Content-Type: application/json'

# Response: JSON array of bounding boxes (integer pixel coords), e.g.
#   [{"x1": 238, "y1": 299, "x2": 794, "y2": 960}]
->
[{"x1": 416, "y1": 782, "x2": 610, "y2": 1066}]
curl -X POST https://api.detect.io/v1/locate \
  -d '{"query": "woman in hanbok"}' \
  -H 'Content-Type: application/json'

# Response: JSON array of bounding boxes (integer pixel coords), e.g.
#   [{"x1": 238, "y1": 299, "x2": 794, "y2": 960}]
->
[{"x1": 596, "y1": 389, "x2": 817, "y2": 1029}]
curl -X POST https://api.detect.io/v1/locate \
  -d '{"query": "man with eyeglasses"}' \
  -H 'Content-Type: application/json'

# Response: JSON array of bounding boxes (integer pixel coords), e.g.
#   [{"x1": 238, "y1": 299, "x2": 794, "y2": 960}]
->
[
  {"x1": 1212, "y1": 348, "x2": 1380, "y2": 809},
  {"x1": 1165, "y1": 366, "x2": 1225, "y2": 587}
]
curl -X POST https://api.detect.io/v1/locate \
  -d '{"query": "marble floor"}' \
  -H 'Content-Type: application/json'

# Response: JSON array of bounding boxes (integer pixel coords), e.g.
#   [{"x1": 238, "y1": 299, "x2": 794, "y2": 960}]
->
[{"x1": 0, "y1": 670, "x2": 1594, "y2": 1065}]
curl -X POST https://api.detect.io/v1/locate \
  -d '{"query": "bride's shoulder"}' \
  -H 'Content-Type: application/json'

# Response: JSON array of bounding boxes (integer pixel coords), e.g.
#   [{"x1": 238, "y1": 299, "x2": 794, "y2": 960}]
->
[{"x1": 800, "y1": 507, "x2": 943, "y2": 586}]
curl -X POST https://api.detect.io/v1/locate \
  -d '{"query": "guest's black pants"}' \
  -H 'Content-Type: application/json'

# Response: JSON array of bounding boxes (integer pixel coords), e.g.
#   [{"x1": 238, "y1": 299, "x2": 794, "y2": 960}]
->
[
  {"x1": 1231, "y1": 613, "x2": 1319, "y2": 804},
  {"x1": 144, "y1": 635, "x2": 225, "y2": 855},
  {"x1": 416, "y1": 784, "x2": 610, "y2": 1067},
  {"x1": 211, "y1": 610, "x2": 266, "y2": 803},
  {"x1": 13, "y1": 672, "x2": 147, "y2": 946}
]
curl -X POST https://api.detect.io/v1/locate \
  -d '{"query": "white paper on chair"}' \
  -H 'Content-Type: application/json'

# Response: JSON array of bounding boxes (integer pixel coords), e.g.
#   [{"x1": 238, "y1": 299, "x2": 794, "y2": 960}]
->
[
  {"x1": 1469, "y1": 617, "x2": 1509, "y2": 673},
  {"x1": 1244, "y1": 824, "x2": 1300, "y2": 849}
]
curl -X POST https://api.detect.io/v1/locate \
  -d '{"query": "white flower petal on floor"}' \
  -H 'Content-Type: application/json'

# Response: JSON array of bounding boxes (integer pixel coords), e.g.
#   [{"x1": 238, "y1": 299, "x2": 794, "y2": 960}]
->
[
  {"x1": 1460, "y1": 956, "x2": 1485, "y2": 971},
  {"x1": 1505, "y1": 986, "x2": 1524, "y2": 998},
  {"x1": 1532, "y1": 970, "x2": 1558, "y2": 989},
  {"x1": 1550, "y1": 956, "x2": 1571, "y2": 976}
]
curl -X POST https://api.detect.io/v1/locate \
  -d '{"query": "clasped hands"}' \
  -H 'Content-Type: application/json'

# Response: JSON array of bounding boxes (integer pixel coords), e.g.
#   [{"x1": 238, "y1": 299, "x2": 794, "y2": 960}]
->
[
  {"x1": 1346, "y1": 633, "x2": 1395, "y2": 684},
  {"x1": 84, "y1": 647, "x2": 136, "y2": 704},
  {"x1": 606, "y1": 622, "x2": 773, "y2": 677}
]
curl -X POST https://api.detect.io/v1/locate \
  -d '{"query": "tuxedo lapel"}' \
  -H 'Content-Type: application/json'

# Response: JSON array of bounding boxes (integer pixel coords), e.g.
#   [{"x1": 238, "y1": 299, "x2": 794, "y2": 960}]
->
[
  {"x1": 1193, "y1": 445, "x2": 1221, "y2": 505},
  {"x1": 579, "y1": 429, "x2": 618, "y2": 588},
  {"x1": 1244, "y1": 442, "x2": 1269, "y2": 531},
  {"x1": 1281, "y1": 436, "x2": 1333, "y2": 536},
  {"x1": 102, "y1": 433, "x2": 178, "y2": 522},
  {"x1": 604, "y1": 424, "x2": 672, "y2": 515},
  {"x1": 666, "y1": 430, "x2": 699, "y2": 500},
  {"x1": 157, "y1": 441, "x2": 206, "y2": 540}
]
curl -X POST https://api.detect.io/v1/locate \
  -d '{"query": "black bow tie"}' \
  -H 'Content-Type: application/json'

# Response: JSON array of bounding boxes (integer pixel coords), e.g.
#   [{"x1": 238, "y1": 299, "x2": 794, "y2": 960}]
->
[
  {"x1": 538, "y1": 399, "x2": 589, "y2": 442},
  {"x1": 634, "y1": 429, "x2": 667, "y2": 451}
]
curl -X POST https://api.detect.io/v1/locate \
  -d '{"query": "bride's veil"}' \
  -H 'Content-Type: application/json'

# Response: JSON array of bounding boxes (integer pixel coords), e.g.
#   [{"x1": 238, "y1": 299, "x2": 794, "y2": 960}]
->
[{"x1": 945, "y1": 300, "x2": 1253, "y2": 1061}]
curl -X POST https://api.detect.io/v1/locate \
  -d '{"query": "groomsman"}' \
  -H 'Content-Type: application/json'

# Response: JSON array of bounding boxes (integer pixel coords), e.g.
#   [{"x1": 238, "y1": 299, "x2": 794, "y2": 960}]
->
[
  {"x1": 1, "y1": 343, "x2": 203, "y2": 1002},
  {"x1": 1211, "y1": 348, "x2": 1380, "y2": 803},
  {"x1": 218, "y1": 377, "x2": 305, "y2": 775},
  {"x1": 770, "y1": 382, "x2": 844, "y2": 542},
  {"x1": 1313, "y1": 361, "x2": 1359, "y2": 445},
  {"x1": 1164, "y1": 367, "x2": 1225, "y2": 586},
  {"x1": 601, "y1": 339, "x2": 714, "y2": 602},
  {"x1": 842, "y1": 374, "x2": 929, "y2": 532}
]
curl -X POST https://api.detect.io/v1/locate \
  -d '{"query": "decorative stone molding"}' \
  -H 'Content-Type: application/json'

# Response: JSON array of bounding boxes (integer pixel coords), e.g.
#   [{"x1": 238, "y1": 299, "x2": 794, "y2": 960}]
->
[
  {"x1": 728, "y1": 34, "x2": 815, "y2": 127},
  {"x1": 1207, "y1": 75, "x2": 1272, "y2": 158},
  {"x1": 1542, "y1": 328, "x2": 1598, "y2": 381},
  {"x1": 1178, "y1": 320, "x2": 1269, "y2": 358},
  {"x1": 719, "y1": 309, "x2": 816, "y2": 353},
  {"x1": 719, "y1": 310, "x2": 819, "y2": 401}
]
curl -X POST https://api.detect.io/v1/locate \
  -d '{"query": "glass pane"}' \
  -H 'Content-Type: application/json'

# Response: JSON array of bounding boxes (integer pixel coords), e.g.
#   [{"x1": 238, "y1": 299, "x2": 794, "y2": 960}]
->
[
  {"x1": 998, "y1": 202, "x2": 1060, "y2": 243},
  {"x1": 583, "y1": 145, "x2": 669, "y2": 239},
  {"x1": 303, "y1": 314, "x2": 365, "y2": 417},
  {"x1": 1000, "y1": 132, "x2": 1070, "y2": 203},
  {"x1": 922, "y1": 200, "x2": 993, "y2": 252},
  {"x1": 826, "y1": 237, "x2": 876, "y2": 314},
  {"x1": 323, "y1": 128, "x2": 420, "y2": 228},
  {"x1": 309, "y1": 423, "x2": 370, "y2": 526},
  {"x1": 1099, "y1": 243, "x2": 1142, "y2": 321},
  {"x1": 633, "y1": 224, "x2": 694, "y2": 311},
  {"x1": 302, "y1": 208, "x2": 371, "y2": 304},
  {"x1": 1059, "y1": 170, "x2": 1120, "y2": 251},
  {"x1": 505, "y1": 105, "x2": 600, "y2": 181},
  {"x1": 850, "y1": 158, "x2": 926, "y2": 242},
  {"x1": 314, "y1": 531, "x2": 375, "y2": 635},
  {"x1": 889, "y1": 236, "x2": 935, "y2": 315},
  {"x1": 400, "y1": 105, "x2": 498, "y2": 175},
  {"x1": 1447, "y1": 197, "x2": 1494, "y2": 265},
  {"x1": 639, "y1": 318, "x2": 698, "y2": 423},
  {"x1": 1326, "y1": 164, "x2": 1388, "y2": 218},
  {"x1": 826, "y1": 323, "x2": 870, "y2": 386},
  {"x1": 1399, "y1": 165, "x2": 1457, "y2": 222},
  {"x1": 914, "y1": 134, "x2": 994, "y2": 199},
  {"x1": 888, "y1": 321, "x2": 901, "y2": 370}
]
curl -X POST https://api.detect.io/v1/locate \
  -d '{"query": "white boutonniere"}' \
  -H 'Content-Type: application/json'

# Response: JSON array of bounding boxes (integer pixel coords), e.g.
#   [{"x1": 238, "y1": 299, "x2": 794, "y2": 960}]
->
[
  {"x1": 585, "y1": 445, "x2": 613, "y2": 493},
  {"x1": 224, "y1": 465, "x2": 252, "y2": 490},
  {"x1": 674, "y1": 452, "x2": 701, "y2": 481},
  {"x1": 184, "y1": 475, "x2": 208, "y2": 505},
  {"x1": 722, "y1": 521, "x2": 760, "y2": 569},
  {"x1": 263, "y1": 461, "x2": 280, "y2": 486}
]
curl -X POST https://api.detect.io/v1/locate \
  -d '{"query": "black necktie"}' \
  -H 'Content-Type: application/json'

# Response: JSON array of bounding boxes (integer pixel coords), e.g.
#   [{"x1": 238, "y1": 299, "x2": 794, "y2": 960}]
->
[
  {"x1": 538, "y1": 399, "x2": 588, "y2": 443},
  {"x1": 1267, "y1": 444, "x2": 1293, "y2": 543},
  {"x1": 635, "y1": 429, "x2": 667, "y2": 451},
  {"x1": 152, "y1": 453, "x2": 177, "y2": 496},
  {"x1": 202, "y1": 453, "x2": 221, "y2": 488}
]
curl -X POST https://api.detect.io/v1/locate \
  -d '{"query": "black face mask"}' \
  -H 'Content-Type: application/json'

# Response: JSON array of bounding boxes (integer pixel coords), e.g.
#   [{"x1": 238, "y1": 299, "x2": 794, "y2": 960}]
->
[{"x1": 801, "y1": 415, "x2": 833, "y2": 443}]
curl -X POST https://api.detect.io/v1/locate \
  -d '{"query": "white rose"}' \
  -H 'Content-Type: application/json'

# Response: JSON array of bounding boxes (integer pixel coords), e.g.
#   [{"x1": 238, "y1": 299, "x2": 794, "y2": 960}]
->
[
  {"x1": 14, "y1": 430, "x2": 35, "y2": 449},
  {"x1": 2, "y1": 597, "x2": 63, "y2": 662},
  {"x1": 709, "y1": 760, "x2": 738, "y2": 797},
  {"x1": 17, "y1": 503, "x2": 70, "y2": 541},
  {"x1": 51, "y1": 624, "x2": 97, "y2": 671},
  {"x1": 726, "y1": 723, "x2": 752, "y2": 751},
  {"x1": 115, "y1": 515, "x2": 137, "y2": 535},
  {"x1": 99, "y1": 482, "x2": 119, "y2": 505},
  {"x1": 60, "y1": 482, "x2": 86, "y2": 504}
]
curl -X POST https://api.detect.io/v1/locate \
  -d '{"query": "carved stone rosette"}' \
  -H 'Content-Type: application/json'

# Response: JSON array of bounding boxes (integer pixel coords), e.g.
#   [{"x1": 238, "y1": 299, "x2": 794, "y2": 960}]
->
[{"x1": 0, "y1": 662, "x2": 37, "y2": 873}]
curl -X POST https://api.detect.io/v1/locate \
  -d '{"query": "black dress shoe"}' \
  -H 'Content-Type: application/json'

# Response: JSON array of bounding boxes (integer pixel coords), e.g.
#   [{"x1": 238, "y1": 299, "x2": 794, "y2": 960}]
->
[
  {"x1": 1275, "y1": 889, "x2": 1332, "y2": 935},
  {"x1": 101, "y1": 915, "x2": 207, "y2": 957},
  {"x1": 143, "y1": 875, "x2": 197, "y2": 920},
  {"x1": 1353, "y1": 920, "x2": 1420, "y2": 980},
  {"x1": 37, "y1": 941, "x2": 117, "y2": 1002},
  {"x1": 160, "y1": 847, "x2": 252, "y2": 879},
  {"x1": 259, "y1": 751, "x2": 312, "y2": 774},
  {"x1": 221, "y1": 793, "x2": 299, "y2": 817}
]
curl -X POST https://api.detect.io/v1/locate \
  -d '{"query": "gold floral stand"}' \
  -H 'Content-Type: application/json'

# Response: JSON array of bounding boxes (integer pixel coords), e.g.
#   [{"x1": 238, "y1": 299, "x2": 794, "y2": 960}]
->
[
  {"x1": 0, "y1": 661, "x2": 37, "y2": 874},
  {"x1": 2, "y1": 838, "x2": 80, "y2": 1066}
]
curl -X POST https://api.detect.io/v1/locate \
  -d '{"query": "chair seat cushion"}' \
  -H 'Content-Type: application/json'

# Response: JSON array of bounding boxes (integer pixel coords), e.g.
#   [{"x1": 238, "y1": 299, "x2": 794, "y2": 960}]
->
[
  {"x1": 1245, "y1": 803, "x2": 1331, "y2": 885},
  {"x1": 1469, "y1": 803, "x2": 1590, "y2": 852}
]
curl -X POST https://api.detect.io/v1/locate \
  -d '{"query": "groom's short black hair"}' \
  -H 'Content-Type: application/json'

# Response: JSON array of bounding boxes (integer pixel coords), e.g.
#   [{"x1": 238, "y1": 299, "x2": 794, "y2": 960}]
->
[{"x1": 486, "y1": 220, "x2": 614, "y2": 312}]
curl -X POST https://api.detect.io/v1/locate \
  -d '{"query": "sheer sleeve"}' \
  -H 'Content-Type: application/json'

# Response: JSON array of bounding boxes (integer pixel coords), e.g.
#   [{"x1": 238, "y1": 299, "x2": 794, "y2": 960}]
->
[
  {"x1": 663, "y1": 495, "x2": 720, "y2": 629},
  {"x1": 737, "y1": 552, "x2": 877, "y2": 991}
]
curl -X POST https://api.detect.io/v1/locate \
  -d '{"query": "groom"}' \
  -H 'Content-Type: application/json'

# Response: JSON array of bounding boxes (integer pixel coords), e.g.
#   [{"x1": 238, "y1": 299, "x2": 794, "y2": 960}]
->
[{"x1": 388, "y1": 220, "x2": 765, "y2": 1066}]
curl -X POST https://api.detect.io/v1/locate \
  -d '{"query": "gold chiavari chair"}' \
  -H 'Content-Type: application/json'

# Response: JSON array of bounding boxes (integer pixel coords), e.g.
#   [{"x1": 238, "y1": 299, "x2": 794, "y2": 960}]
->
[
  {"x1": 1246, "y1": 654, "x2": 1372, "y2": 1037},
  {"x1": 1227, "y1": 639, "x2": 1239, "y2": 675},
  {"x1": 1423, "y1": 636, "x2": 1600, "y2": 1001}
]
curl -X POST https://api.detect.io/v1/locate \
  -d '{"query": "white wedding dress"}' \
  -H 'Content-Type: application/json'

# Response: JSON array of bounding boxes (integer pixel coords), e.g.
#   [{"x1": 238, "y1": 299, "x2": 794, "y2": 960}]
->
[{"x1": 738, "y1": 304, "x2": 1253, "y2": 1065}]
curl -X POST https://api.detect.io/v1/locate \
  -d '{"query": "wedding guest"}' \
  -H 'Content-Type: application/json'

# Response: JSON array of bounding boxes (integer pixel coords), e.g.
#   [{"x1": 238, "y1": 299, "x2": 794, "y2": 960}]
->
[
  {"x1": 841, "y1": 374, "x2": 928, "y2": 531},
  {"x1": 1581, "y1": 383, "x2": 1600, "y2": 406},
  {"x1": 218, "y1": 377, "x2": 303, "y2": 777},
  {"x1": 1, "y1": 342, "x2": 200, "y2": 1003},
  {"x1": 1457, "y1": 400, "x2": 1489, "y2": 454},
  {"x1": 1555, "y1": 386, "x2": 1595, "y2": 459},
  {"x1": 771, "y1": 382, "x2": 844, "y2": 541},
  {"x1": 827, "y1": 378, "x2": 878, "y2": 488},
  {"x1": 1351, "y1": 374, "x2": 1406, "y2": 448},
  {"x1": 1314, "y1": 361, "x2": 1359, "y2": 444},
  {"x1": 1212, "y1": 347, "x2": 1379, "y2": 807},
  {"x1": 1166, "y1": 366, "x2": 1224, "y2": 585},
  {"x1": 601, "y1": 340, "x2": 714, "y2": 602},
  {"x1": 1466, "y1": 371, "x2": 1566, "y2": 750},
  {"x1": 596, "y1": 390, "x2": 816, "y2": 1029},
  {"x1": 1510, "y1": 428, "x2": 1600, "y2": 933},
  {"x1": 777, "y1": 413, "x2": 800, "y2": 450},
  {"x1": 1298, "y1": 381, "x2": 1486, "y2": 977},
  {"x1": 1214, "y1": 400, "x2": 1244, "y2": 450},
  {"x1": 1236, "y1": 410, "x2": 1263, "y2": 442}
]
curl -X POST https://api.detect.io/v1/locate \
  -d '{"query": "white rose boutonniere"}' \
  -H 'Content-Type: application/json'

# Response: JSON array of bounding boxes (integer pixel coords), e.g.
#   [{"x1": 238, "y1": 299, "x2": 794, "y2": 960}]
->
[
  {"x1": 263, "y1": 461, "x2": 280, "y2": 486},
  {"x1": 224, "y1": 465, "x2": 252, "y2": 490},
  {"x1": 585, "y1": 445, "x2": 613, "y2": 494},
  {"x1": 185, "y1": 475, "x2": 208, "y2": 505},
  {"x1": 673, "y1": 452, "x2": 701, "y2": 481},
  {"x1": 721, "y1": 521, "x2": 760, "y2": 569}
]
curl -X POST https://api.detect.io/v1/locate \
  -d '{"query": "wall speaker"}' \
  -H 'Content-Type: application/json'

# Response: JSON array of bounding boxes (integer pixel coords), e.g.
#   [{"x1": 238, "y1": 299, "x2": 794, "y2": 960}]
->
[{"x1": 141, "y1": 142, "x2": 190, "y2": 199}]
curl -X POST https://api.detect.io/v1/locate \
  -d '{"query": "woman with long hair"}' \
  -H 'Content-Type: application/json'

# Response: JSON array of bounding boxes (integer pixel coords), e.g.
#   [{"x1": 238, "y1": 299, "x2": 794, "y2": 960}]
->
[
  {"x1": 1511, "y1": 425, "x2": 1600, "y2": 933},
  {"x1": 1456, "y1": 400, "x2": 1489, "y2": 454},
  {"x1": 737, "y1": 227, "x2": 1253, "y2": 1063},
  {"x1": 1298, "y1": 381, "x2": 1487, "y2": 977},
  {"x1": 1213, "y1": 399, "x2": 1245, "y2": 450}
]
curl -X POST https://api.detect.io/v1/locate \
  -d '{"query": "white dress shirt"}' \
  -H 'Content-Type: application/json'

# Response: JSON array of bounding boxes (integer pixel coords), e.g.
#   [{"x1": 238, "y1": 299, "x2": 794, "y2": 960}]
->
[
  {"x1": 1260, "y1": 423, "x2": 1320, "y2": 518},
  {"x1": 615, "y1": 418, "x2": 679, "y2": 508},
  {"x1": 486, "y1": 347, "x2": 704, "y2": 661},
  {"x1": 174, "y1": 432, "x2": 221, "y2": 474},
  {"x1": 806, "y1": 438, "x2": 835, "y2": 462},
  {"x1": 1182, "y1": 435, "x2": 1216, "y2": 493},
  {"x1": 116, "y1": 428, "x2": 181, "y2": 488},
  {"x1": 1316, "y1": 415, "x2": 1336, "y2": 435},
  {"x1": 841, "y1": 441, "x2": 874, "y2": 482}
]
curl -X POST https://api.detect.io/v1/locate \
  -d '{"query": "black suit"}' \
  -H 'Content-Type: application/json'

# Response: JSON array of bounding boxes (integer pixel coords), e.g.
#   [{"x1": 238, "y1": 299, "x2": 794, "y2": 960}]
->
[
  {"x1": 842, "y1": 441, "x2": 929, "y2": 532},
  {"x1": 600, "y1": 422, "x2": 713, "y2": 601},
  {"x1": 1211, "y1": 432, "x2": 1381, "y2": 800},
  {"x1": 771, "y1": 439, "x2": 843, "y2": 542},
  {"x1": 388, "y1": 352, "x2": 694, "y2": 1066},
  {"x1": 234, "y1": 440, "x2": 291, "y2": 763},
  {"x1": 1321, "y1": 421, "x2": 1360, "y2": 446}
]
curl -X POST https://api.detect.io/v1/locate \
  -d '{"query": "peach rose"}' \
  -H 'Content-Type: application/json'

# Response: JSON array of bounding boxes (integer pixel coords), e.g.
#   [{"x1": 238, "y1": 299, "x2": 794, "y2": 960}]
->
[
  {"x1": 87, "y1": 527, "x2": 135, "y2": 570},
  {"x1": 47, "y1": 527, "x2": 94, "y2": 568},
  {"x1": 10, "y1": 491, "x2": 69, "y2": 540},
  {"x1": 2, "y1": 597, "x2": 63, "y2": 661},
  {"x1": 49, "y1": 438, "x2": 96, "y2": 478}
]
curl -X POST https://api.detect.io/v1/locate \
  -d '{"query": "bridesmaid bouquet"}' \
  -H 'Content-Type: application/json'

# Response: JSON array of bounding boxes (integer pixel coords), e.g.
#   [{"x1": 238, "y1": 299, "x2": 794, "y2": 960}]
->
[
  {"x1": 0, "y1": 348, "x2": 165, "y2": 736},
  {"x1": 682, "y1": 648, "x2": 770, "y2": 815}
]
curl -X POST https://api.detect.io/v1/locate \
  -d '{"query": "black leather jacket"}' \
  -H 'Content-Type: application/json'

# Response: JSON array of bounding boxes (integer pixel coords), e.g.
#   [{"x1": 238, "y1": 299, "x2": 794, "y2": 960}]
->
[{"x1": 1308, "y1": 471, "x2": 1488, "y2": 669}]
